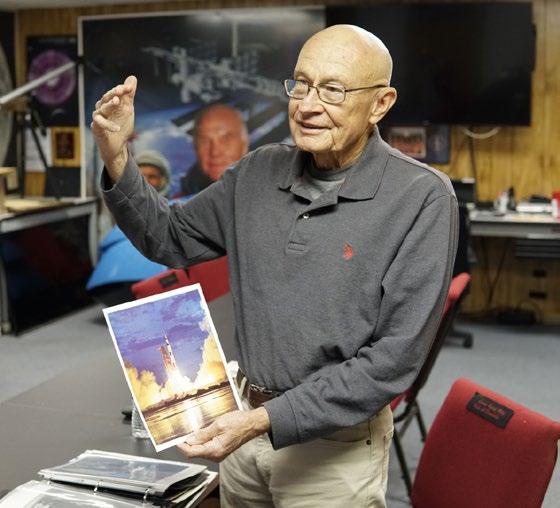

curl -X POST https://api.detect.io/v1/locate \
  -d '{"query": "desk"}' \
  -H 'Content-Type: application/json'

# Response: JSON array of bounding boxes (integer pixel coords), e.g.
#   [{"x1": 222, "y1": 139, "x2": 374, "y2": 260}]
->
[
  {"x1": 0, "y1": 293, "x2": 236, "y2": 499},
  {"x1": 0, "y1": 198, "x2": 97, "y2": 334},
  {"x1": 466, "y1": 210, "x2": 560, "y2": 322},
  {"x1": 469, "y1": 210, "x2": 560, "y2": 240}
]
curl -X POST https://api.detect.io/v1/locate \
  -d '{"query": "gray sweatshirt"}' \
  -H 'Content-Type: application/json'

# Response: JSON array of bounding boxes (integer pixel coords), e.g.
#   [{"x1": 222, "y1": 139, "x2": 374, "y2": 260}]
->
[{"x1": 102, "y1": 128, "x2": 458, "y2": 449}]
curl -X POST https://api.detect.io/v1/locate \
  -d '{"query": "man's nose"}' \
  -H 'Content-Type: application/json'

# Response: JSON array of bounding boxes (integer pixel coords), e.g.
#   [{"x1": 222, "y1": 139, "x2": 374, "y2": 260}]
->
[
  {"x1": 208, "y1": 139, "x2": 220, "y2": 157},
  {"x1": 298, "y1": 87, "x2": 323, "y2": 113}
]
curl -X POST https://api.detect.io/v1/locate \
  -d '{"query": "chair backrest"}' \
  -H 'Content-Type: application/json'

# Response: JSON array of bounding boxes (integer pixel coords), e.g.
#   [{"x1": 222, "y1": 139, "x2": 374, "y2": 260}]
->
[
  {"x1": 131, "y1": 256, "x2": 229, "y2": 303},
  {"x1": 187, "y1": 256, "x2": 229, "y2": 302},
  {"x1": 131, "y1": 268, "x2": 194, "y2": 300},
  {"x1": 408, "y1": 272, "x2": 471, "y2": 398},
  {"x1": 453, "y1": 203, "x2": 471, "y2": 277},
  {"x1": 412, "y1": 377, "x2": 560, "y2": 508}
]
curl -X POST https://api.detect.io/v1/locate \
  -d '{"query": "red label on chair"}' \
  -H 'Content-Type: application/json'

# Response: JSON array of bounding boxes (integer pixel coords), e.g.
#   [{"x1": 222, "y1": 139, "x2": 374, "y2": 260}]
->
[
  {"x1": 467, "y1": 393, "x2": 514, "y2": 429},
  {"x1": 159, "y1": 272, "x2": 179, "y2": 289}
]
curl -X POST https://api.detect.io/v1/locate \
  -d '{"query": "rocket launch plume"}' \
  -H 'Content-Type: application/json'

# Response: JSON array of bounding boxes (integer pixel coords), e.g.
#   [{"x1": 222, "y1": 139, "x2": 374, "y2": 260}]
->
[
  {"x1": 194, "y1": 318, "x2": 227, "y2": 388},
  {"x1": 125, "y1": 363, "x2": 167, "y2": 409}
]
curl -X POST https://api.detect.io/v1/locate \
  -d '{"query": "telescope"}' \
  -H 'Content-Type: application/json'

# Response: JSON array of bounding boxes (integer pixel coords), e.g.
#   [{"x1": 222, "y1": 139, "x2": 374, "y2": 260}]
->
[{"x1": 0, "y1": 61, "x2": 76, "y2": 109}]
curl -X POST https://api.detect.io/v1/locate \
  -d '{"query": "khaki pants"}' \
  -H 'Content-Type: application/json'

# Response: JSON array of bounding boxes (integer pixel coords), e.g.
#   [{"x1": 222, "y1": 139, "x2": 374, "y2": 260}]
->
[{"x1": 220, "y1": 402, "x2": 393, "y2": 508}]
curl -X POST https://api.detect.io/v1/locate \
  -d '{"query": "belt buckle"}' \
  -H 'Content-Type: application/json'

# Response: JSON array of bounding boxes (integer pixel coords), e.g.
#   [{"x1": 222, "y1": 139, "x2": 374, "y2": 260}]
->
[{"x1": 249, "y1": 383, "x2": 274, "y2": 395}]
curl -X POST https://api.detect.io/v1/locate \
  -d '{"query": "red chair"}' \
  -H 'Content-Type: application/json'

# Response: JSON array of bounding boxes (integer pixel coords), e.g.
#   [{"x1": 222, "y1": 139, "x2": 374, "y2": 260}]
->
[
  {"x1": 391, "y1": 272, "x2": 471, "y2": 495},
  {"x1": 131, "y1": 256, "x2": 229, "y2": 303},
  {"x1": 412, "y1": 378, "x2": 560, "y2": 508},
  {"x1": 187, "y1": 256, "x2": 230, "y2": 302}
]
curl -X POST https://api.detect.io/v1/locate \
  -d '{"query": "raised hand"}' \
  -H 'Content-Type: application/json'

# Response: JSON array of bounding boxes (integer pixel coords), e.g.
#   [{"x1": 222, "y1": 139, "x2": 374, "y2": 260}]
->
[{"x1": 91, "y1": 75, "x2": 137, "y2": 181}]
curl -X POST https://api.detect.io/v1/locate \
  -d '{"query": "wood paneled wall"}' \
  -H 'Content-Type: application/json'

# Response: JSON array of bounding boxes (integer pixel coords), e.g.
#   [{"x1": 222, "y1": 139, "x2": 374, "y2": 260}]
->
[{"x1": 15, "y1": 0, "x2": 560, "y2": 322}]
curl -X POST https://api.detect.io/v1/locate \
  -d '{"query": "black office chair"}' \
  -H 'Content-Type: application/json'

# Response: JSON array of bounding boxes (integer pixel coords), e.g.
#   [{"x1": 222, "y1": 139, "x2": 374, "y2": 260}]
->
[{"x1": 447, "y1": 202, "x2": 474, "y2": 348}]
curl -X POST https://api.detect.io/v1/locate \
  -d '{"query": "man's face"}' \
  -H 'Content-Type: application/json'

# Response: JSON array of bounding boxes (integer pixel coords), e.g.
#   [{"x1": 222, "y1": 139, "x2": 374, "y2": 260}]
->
[
  {"x1": 289, "y1": 37, "x2": 379, "y2": 168},
  {"x1": 195, "y1": 109, "x2": 249, "y2": 181},
  {"x1": 140, "y1": 164, "x2": 164, "y2": 190}
]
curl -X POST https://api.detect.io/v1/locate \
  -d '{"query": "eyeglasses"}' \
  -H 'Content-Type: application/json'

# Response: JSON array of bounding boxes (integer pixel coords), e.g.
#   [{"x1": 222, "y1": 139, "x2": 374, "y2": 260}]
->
[{"x1": 283, "y1": 79, "x2": 386, "y2": 105}]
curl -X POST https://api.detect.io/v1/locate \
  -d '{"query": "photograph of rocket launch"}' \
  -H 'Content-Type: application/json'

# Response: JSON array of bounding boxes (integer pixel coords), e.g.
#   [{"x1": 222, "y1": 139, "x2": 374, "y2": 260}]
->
[{"x1": 103, "y1": 284, "x2": 241, "y2": 451}]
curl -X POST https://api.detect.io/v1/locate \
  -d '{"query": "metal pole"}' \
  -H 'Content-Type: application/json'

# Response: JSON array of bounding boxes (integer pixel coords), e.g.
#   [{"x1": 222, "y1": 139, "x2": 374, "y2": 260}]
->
[{"x1": 0, "y1": 61, "x2": 76, "y2": 109}]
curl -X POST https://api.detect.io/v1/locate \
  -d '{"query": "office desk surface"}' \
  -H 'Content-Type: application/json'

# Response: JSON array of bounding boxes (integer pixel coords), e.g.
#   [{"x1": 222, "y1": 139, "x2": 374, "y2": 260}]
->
[
  {"x1": 0, "y1": 293, "x2": 236, "y2": 491},
  {"x1": 0, "y1": 197, "x2": 99, "y2": 335},
  {"x1": 0, "y1": 197, "x2": 97, "y2": 234},
  {"x1": 469, "y1": 210, "x2": 560, "y2": 239}
]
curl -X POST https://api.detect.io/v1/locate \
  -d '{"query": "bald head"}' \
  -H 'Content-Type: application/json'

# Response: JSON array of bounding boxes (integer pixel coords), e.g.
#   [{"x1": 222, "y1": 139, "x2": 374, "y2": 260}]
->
[
  {"x1": 195, "y1": 104, "x2": 248, "y2": 140},
  {"x1": 194, "y1": 103, "x2": 249, "y2": 181},
  {"x1": 301, "y1": 24, "x2": 393, "y2": 85},
  {"x1": 288, "y1": 24, "x2": 397, "y2": 170}
]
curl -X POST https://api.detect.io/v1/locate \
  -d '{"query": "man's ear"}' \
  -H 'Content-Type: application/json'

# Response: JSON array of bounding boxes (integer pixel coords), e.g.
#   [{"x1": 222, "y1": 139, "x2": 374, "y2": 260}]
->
[{"x1": 368, "y1": 87, "x2": 397, "y2": 126}]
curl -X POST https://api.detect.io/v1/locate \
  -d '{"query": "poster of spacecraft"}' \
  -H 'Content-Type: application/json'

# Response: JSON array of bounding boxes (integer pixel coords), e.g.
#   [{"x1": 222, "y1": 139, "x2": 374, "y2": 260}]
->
[
  {"x1": 80, "y1": 8, "x2": 324, "y2": 196},
  {"x1": 103, "y1": 283, "x2": 242, "y2": 452}
]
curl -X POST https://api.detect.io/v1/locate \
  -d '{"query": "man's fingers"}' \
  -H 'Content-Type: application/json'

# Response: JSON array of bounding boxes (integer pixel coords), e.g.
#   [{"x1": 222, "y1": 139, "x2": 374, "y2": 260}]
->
[
  {"x1": 177, "y1": 437, "x2": 225, "y2": 461},
  {"x1": 176, "y1": 443, "x2": 191, "y2": 456},
  {"x1": 95, "y1": 94, "x2": 117, "y2": 110},
  {"x1": 101, "y1": 86, "x2": 117, "y2": 102},
  {"x1": 92, "y1": 112, "x2": 121, "y2": 132},
  {"x1": 91, "y1": 96, "x2": 122, "y2": 132},
  {"x1": 124, "y1": 75, "x2": 137, "y2": 98},
  {"x1": 185, "y1": 424, "x2": 218, "y2": 446},
  {"x1": 94, "y1": 76, "x2": 136, "y2": 123},
  {"x1": 102, "y1": 84, "x2": 125, "y2": 101},
  {"x1": 100, "y1": 76, "x2": 136, "y2": 103},
  {"x1": 94, "y1": 96, "x2": 120, "y2": 118}
]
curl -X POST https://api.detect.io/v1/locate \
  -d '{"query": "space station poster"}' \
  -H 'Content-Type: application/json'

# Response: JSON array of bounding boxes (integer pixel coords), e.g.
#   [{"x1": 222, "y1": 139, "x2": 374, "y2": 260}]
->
[
  {"x1": 80, "y1": 8, "x2": 324, "y2": 197},
  {"x1": 103, "y1": 283, "x2": 242, "y2": 452}
]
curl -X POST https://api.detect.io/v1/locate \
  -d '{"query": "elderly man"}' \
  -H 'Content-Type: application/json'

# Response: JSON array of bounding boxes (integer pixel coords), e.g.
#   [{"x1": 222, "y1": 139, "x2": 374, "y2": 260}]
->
[
  {"x1": 92, "y1": 25, "x2": 457, "y2": 508},
  {"x1": 181, "y1": 103, "x2": 249, "y2": 195}
]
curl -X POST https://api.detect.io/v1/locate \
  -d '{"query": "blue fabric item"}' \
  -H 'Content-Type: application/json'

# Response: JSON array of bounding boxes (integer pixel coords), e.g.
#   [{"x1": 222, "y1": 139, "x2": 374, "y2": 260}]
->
[
  {"x1": 86, "y1": 225, "x2": 166, "y2": 290},
  {"x1": 86, "y1": 196, "x2": 191, "y2": 291}
]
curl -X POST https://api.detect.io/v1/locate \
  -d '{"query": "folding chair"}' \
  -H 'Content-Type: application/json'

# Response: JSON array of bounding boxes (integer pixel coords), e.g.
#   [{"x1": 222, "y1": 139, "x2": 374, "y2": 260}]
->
[
  {"x1": 187, "y1": 256, "x2": 230, "y2": 302},
  {"x1": 131, "y1": 267, "x2": 194, "y2": 300},
  {"x1": 131, "y1": 256, "x2": 229, "y2": 303},
  {"x1": 412, "y1": 378, "x2": 560, "y2": 508},
  {"x1": 391, "y1": 272, "x2": 471, "y2": 495}
]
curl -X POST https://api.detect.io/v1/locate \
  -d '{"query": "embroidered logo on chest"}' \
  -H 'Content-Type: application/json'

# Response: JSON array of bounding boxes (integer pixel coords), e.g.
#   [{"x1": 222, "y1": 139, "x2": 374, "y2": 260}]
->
[{"x1": 343, "y1": 243, "x2": 354, "y2": 260}]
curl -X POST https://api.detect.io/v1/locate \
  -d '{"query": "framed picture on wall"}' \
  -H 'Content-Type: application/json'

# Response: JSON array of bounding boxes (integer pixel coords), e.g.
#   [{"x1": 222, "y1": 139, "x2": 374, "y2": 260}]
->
[
  {"x1": 27, "y1": 35, "x2": 79, "y2": 127},
  {"x1": 386, "y1": 126, "x2": 427, "y2": 159},
  {"x1": 51, "y1": 127, "x2": 80, "y2": 167},
  {"x1": 382, "y1": 124, "x2": 450, "y2": 164}
]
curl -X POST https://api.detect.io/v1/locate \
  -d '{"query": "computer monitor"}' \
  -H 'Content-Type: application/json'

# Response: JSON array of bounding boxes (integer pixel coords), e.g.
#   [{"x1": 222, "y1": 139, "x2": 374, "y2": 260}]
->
[{"x1": 451, "y1": 178, "x2": 477, "y2": 207}]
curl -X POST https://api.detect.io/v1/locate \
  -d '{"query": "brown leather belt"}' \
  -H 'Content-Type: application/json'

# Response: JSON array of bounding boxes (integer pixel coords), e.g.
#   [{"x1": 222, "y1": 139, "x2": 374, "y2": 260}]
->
[{"x1": 236, "y1": 369, "x2": 282, "y2": 408}]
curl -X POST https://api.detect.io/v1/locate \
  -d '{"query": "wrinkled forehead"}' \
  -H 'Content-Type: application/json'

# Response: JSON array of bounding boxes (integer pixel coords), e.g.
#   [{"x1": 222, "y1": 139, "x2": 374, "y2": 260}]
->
[
  {"x1": 294, "y1": 37, "x2": 374, "y2": 86},
  {"x1": 198, "y1": 110, "x2": 243, "y2": 133}
]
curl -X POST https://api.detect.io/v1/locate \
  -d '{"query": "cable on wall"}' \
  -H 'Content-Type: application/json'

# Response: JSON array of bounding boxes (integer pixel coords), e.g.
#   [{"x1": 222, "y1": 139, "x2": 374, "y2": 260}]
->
[{"x1": 460, "y1": 126, "x2": 501, "y2": 140}]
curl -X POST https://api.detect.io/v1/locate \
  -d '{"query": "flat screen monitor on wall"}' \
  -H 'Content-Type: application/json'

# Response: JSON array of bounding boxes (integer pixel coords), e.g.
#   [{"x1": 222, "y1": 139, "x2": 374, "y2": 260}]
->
[{"x1": 326, "y1": 3, "x2": 535, "y2": 126}]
